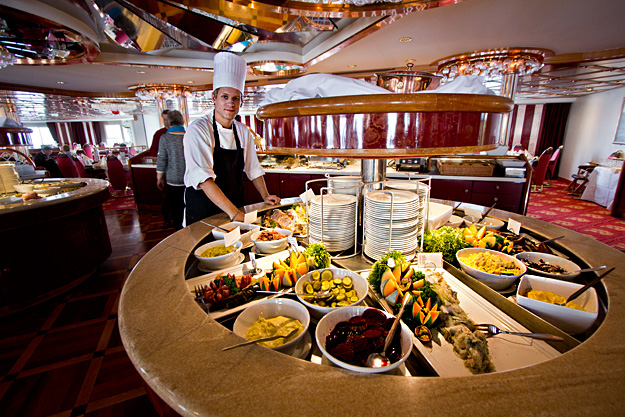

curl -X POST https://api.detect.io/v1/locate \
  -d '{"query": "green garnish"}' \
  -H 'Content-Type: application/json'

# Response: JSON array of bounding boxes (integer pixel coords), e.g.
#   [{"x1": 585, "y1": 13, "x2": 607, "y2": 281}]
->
[
  {"x1": 304, "y1": 243, "x2": 331, "y2": 269},
  {"x1": 422, "y1": 226, "x2": 472, "y2": 265},
  {"x1": 368, "y1": 250, "x2": 407, "y2": 294}
]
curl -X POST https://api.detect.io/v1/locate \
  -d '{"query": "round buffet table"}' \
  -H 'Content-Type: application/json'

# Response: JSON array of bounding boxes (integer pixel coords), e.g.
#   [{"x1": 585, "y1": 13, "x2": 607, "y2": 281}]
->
[
  {"x1": 119, "y1": 209, "x2": 624, "y2": 416},
  {"x1": 0, "y1": 179, "x2": 111, "y2": 316}
]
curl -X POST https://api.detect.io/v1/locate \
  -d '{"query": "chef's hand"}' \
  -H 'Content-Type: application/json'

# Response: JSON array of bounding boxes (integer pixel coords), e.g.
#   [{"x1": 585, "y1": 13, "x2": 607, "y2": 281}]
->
[{"x1": 264, "y1": 194, "x2": 280, "y2": 205}]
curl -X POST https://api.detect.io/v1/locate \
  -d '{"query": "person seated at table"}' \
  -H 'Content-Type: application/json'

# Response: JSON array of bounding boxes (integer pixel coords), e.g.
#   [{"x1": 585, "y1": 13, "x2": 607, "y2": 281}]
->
[
  {"x1": 34, "y1": 146, "x2": 63, "y2": 178},
  {"x1": 61, "y1": 144, "x2": 74, "y2": 157},
  {"x1": 76, "y1": 149, "x2": 94, "y2": 166}
]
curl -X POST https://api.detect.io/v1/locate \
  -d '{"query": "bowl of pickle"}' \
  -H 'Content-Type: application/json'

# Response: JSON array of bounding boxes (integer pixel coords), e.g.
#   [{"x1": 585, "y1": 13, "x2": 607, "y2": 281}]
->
[{"x1": 295, "y1": 268, "x2": 368, "y2": 319}]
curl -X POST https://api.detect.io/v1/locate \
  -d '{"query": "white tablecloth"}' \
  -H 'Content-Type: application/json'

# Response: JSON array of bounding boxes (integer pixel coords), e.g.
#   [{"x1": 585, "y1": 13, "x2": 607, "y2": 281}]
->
[{"x1": 581, "y1": 166, "x2": 621, "y2": 210}]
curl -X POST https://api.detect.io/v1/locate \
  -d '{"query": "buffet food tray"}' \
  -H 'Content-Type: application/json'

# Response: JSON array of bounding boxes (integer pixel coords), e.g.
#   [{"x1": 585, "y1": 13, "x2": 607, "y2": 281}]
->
[
  {"x1": 186, "y1": 249, "x2": 295, "y2": 320},
  {"x1": 364, "y1": 267, "x2": 561, "y2": 377}
]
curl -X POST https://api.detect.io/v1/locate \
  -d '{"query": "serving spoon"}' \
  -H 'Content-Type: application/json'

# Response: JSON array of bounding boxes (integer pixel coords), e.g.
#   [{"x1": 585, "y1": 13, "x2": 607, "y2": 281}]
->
[
  {"x1": 366, "y1": 296, "x2": 409, "y2": 368},
  {"x1": 222, "y1": 327, "x2": 299, "y2": 351},
  {"x1": 562, "y1": 265, "x2": 607, "y2": 275},
  {"x1": 257, "y1": 289, "x2": 333, "y2": 302},
  {"x1": 558, "y1": 267, "x2": 614, "y2": 306}
]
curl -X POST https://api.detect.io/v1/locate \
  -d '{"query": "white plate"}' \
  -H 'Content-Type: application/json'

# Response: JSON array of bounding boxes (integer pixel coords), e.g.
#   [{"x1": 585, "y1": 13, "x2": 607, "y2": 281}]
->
[{"x1": 365, "y1": 268, "x2": 561, "y2": 377}]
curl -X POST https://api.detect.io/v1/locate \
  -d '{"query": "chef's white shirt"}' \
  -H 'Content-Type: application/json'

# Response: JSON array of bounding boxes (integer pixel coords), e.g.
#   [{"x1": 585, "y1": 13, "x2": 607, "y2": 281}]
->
[{"x1": 183, "y1": 110, "x2": 265, "y2": 190}]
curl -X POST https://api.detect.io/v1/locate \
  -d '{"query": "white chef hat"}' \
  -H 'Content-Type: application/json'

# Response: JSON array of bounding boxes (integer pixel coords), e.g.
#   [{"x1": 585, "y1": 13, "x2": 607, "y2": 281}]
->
[{"x1": 212, "y1": 52, "x2": 247, "y2": 94}]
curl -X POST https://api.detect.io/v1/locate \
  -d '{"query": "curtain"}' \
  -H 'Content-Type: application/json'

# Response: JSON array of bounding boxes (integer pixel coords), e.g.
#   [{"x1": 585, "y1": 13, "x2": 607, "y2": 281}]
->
[
  {"x1": 69, "y1": 122, "x2": 87, "y2": 146},
  {"x1": 92, "y1": 121, "x2": 103, "y2": 145},
  {"x1": 46, "y1": 122, "x2": 59, "y2": 146},
  {"x1": 536, "y1": 103, "x2": 571, "y2": 154}
]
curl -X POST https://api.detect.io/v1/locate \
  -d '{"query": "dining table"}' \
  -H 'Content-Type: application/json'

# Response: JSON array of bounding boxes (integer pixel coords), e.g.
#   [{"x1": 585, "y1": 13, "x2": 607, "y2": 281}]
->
[{"x1": 580, "y1": 165, "x2": 622, "y2": 209}]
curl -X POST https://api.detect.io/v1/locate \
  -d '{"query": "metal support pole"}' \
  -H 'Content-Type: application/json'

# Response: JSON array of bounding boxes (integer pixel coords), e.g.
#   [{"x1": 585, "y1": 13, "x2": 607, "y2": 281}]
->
[{"x1": 498, "y1": 72, "x2": 518, "y2": 146}]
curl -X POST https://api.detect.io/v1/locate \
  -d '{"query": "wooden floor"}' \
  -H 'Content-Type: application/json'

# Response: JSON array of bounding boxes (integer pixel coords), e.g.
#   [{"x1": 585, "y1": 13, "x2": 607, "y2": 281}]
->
[{"x1": 0, "y1": 208, "x2": 173, "y2": 417}]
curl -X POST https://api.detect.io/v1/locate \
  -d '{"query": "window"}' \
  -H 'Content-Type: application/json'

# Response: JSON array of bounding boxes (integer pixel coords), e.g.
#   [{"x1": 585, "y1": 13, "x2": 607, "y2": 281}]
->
[
  {"x1": 104, "y1": 124, "x2": 124, "y2": 147},
  {"x1": 25, "y1": 125, "x2": 56, "y2": 148}
]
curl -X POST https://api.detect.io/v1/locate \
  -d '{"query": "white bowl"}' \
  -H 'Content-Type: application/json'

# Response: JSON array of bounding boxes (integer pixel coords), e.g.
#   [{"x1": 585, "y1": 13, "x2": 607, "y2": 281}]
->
[
  {"x1": 194, "y1": 240, "x2": 243, "y2": 270},
  {"x1": 456, "y1": 247, "x2": 526, "y2": 290},
  {"x1": 295, "y1": 268, "x2": 368, "y2": 319},
  {"x1": 445, "y1": 215, "x2": 464, "y2": 228},
  {"x1": 427, "y1": 202, "x2": 453, "y2": 230},
  {"x1": 14, "y1": 184, "x2": 34, "y2": 193},
  {"x1": 35, "y1": 186, "x2": 61, "y2": 197},
  {"x1": 315, "y1": 306, "x2": 412, "y2": 374},
  {"x1": 211, "y1": 222, "x2": 260, "y2": 243},
  {"x1": 515, "y1": 252, "x2": 581, "y2": 280},
  {"x1": 463, "y1": 215, "x2": 505, "y2": 230},
  {"x1": 232, "y1": 298, "x2": 310, "y2": 353},
  {"x1": 250, "y1": 228, "x2": 292, "y2": 254},
  {"x1": 517, "y1": 275, "x2": 599, "y2": 334}
]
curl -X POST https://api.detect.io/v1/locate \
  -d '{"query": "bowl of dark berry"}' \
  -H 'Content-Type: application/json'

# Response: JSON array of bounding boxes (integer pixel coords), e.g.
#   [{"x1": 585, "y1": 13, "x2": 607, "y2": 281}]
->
[
  {"x1": 515, "y1": 252, "x2": 581, "y2": 280},
  {"x1": 315, "y1": 307, "x2": 412, "y2": 373}
]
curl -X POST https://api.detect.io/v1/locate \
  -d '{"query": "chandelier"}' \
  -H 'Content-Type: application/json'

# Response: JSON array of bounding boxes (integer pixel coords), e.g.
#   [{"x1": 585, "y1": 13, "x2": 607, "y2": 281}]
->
[
  {"x1": 0, "y1": 45, "x2": 16, "y2": 69},
  {"x1": 90, "y1": 100, "x2": 138, "y2": 112},
  {"x1": 435, "y1": 48, "x2": 552, "y2": 82},
  {"x1": 128, "y1": 84, "x2": 192, "y2": 100}
]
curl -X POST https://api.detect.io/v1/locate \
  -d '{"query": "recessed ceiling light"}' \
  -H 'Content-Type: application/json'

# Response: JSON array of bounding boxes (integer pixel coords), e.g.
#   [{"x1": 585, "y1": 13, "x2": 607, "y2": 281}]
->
[
  {"x1": 187, "y1": 80, "x2": 195, "y2": 84},
  {"x1": 348, "y1": 64, "x2": 357, "y2": 68},
  {"x1": 586, "y1": 87, "x2": 594, "y2": 92},
  {"x1": 57, "y1": 81, "x2": 64, "y2": 84},
  {"x1": 137, "y1": 70, "x2": 146, "y2": 74},
  {"x1": 399, "y1": 37, "x2": 412, "y2": 43}
]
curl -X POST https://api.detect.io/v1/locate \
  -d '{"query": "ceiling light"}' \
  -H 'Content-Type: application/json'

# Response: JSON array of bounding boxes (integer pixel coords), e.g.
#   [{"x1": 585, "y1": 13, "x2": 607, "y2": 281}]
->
[
  {"x1": 57, "y1": 81, "x2": 64, "y2": 84},
  {"x1": 187, "y1": 80, "x2": 195, "y2": 84},
  {"x1": 399, "y1": 37, "x2": 412, "y2": 43},
  {"x1": 128, "y1": 84, "x2": 192, "y2": 99},
  {"x1": 136, "y1": 70, "x2": 146, "y2": 74},
  {"x1": 249, "y1": 61, "x2": 305, "y2": 76},
  {"x1": 348, "y1": 64, "x2": 357, "y2": 68},
  {"x1": 435, "y1": 48, "x2": 552, "y2": 82}
]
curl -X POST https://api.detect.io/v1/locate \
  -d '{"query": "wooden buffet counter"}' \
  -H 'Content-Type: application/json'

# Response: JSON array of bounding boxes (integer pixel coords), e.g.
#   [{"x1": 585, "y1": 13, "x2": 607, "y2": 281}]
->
[
  {"x1": 0, "y1": 179, "x2": 111, "y2": 316},
  {"x1": 119, "y1": 207, "x2": 624, "y2": 416}
]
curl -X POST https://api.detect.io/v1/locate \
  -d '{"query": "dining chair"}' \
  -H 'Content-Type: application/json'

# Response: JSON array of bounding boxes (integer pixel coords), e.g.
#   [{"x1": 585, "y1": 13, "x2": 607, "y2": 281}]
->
[
  {"x1": 74, "y1": 157, "x2": 88, "y2": 178},
  {"x1": 83, "y1": 145, "x2": 94, "y2": 160},
  {"x1": 531, "y1": 147, "x2": 553, "y2": 192},
  {"x1": 546, "y1": 145, "x2": 564, "y2": 186},
  {"x1": 56, "y1": 154, "x2": 80, "y2": 178},
  {"x1": 106, "y1": 157, "x2": 129, "y2": 197}
]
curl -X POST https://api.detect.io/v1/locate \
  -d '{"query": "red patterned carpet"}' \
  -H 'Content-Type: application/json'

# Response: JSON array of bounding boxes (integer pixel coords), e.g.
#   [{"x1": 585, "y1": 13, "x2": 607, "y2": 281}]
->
[
  {"x1": 102, "y1": 189, "x2": 136, "y2": 211},
  {"x1": 526, "y1": 180, "x2": 625, "y2": 251}
]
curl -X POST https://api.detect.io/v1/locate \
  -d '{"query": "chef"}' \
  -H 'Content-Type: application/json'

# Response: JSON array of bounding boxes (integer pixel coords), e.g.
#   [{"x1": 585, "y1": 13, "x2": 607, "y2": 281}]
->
[{"x1": 184, "y1": 52, "x2": 280, "y2": 226}]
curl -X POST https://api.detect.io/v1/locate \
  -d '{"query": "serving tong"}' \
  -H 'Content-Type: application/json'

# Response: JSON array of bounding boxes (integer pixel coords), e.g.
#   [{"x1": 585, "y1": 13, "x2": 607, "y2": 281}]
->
[{"x1": 453, "y1": 317, "x2": 563, "y2": 341}]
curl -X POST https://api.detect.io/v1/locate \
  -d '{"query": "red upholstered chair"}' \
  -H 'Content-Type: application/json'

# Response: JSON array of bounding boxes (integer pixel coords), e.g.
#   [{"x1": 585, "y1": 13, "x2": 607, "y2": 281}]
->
[
  {"x1": 74, "y1": 157, "x2": 88, "y2": 178},
  {"x1": 546, "y1": 145, "x2": 564, "y2": 186},
  {"x1": 129, "y1": 147, "x2": 138, "y2": 156},
  {"x1": 106, "y1": 157, "x2": 128, "y2": 196},
  {"x1": 56, "y1": 154, "x2": 79, "y2": 178},
  {"x1": 83, "y1": 145, "x2": 94, "y2": 160},
  {"x1": 531, "y1": 147, "x2": 553, "y2": 192}
]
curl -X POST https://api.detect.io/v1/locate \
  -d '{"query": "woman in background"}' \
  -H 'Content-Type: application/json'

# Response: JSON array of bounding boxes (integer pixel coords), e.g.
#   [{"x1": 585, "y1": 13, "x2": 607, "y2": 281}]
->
[{"x1": 156, "y1": 110, "x2": 186, "y2": 230}]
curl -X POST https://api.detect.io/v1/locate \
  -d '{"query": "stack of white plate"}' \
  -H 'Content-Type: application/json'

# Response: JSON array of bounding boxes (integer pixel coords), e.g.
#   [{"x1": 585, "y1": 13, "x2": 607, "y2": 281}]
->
[
  {"x1": 308, "y1": 194, "x2": 357, "y2": 252},
  {"x1": 364, "y1": 189, "x2": 422, "y2": 260},
  {"x1": 0, "y1": 162, "x2": 19, "y2": 194}
]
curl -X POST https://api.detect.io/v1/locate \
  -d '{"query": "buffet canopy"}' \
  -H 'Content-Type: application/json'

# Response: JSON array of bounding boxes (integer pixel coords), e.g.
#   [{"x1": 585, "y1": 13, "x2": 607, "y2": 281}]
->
[{"x1": 256, "y1": 93, "x2": 514, "y2": 158}]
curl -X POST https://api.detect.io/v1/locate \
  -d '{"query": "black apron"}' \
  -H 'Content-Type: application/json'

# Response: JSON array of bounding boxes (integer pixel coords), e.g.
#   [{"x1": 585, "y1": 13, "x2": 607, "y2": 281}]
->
[{"x1": 185, "y1": 116, "x2": 245, "y2": 226}]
